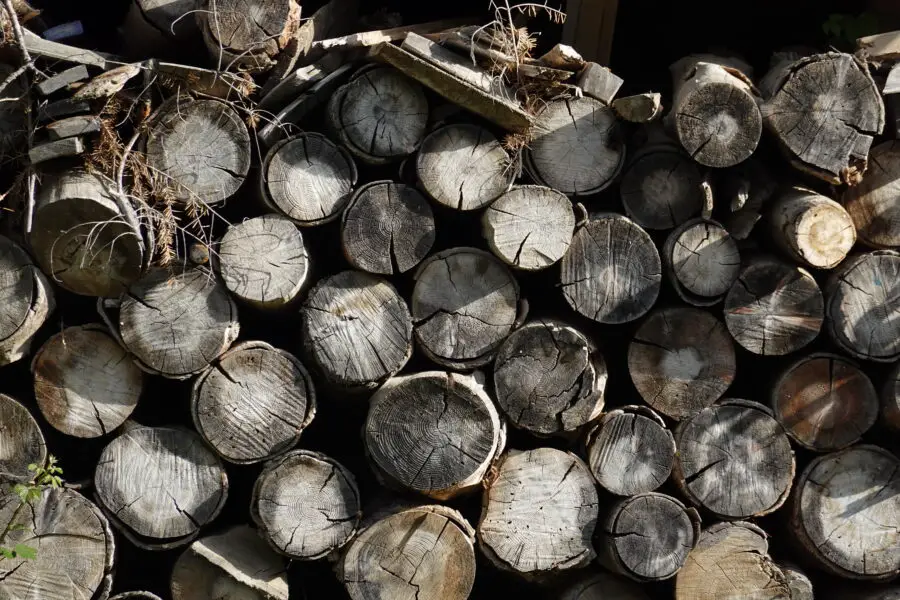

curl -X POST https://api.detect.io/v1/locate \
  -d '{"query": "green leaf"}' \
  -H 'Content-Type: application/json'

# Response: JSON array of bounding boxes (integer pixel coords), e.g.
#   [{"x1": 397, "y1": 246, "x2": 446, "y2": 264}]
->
[
  {"x1": 26, "y1": 464, "x2": 37, "y2": 472},
  {"x1": 8, "y1": 524, "x2": 28, "y2": 532},
  {"x1": 0, "y1": 548, "x2": 15, "y2": 559},
  {"x1": 13, "y1": 544, "x2": 36, "y2": 560}
]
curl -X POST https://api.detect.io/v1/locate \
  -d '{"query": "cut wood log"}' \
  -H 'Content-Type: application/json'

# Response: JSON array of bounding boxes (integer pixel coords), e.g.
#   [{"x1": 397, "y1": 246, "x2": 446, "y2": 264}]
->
[
  {"x1": 0, "y1": 235, "x2": 54, "y2": 366},
  {"x1": 341, "y1": 180, "x2": 435, "y2": 275},
  {"x1": 578, "y1": 62, "x2": 623, "y2": 104},
  {"x1": 790, "y1": 445, "x2": 900, "y2": 580},
  {"x1": 251, "y1": 450, "x2": 360, "y2": 560},
  {"x1": 35, "y1": 64, "x2": 89, "y2": 96},
  {"x1": 191, "y1": 341, "x2": 316, "y2": 465},
  {"x1": 416, "y1": 124, "x2": 512, "y2": 211},
  {"x1": 216, "y1": 214, "x2": 309, "y2": 309},
  {"x1": 843, "y1": 141, "x2": 900, "y2": 249},
  {"x1": 663, "y1": 219, "x2": 741, "y2": 306},
  {"x1": 826, "y1": 250, "x2": 900, "y2": 362},
  {"x1": 597, "y1": 492, "x2": 700, "y2": 582},
  {"x1": 411, "y1": 247, "x2": 520, "y2": 369},
  {"x1": 32, "y1": 324, "x2": 143, "y2": 438},
  {"x1": 612, "y1": 93, "x2": 663, "y2": 123},
  {"x1": 170, "y1": 525, "x2": 289, "y2": 600},
  {"x1": 337, "y1": 505, "x2": 476, "y2": 600},
  {"x1": 478, "y1": 448, "x2": 598, "y2": 578},
  {"x1": 724, "y1": 258, "x2": 824, "y2": 356},
  {"x1": 761, "y1": 53, "x2": 884, "y2": 184},
  {"x1": 771, "y1": 353, "x2": 878, "y2": 452},
  {"x1": 540, "y1": 44, "x2": 584, "y2": 70},
  {"x1": 301, "y1": 270, "x2": 412, "y2": 388},
  {"x1": 365, "y1": 371, "x2": 503, "y2": 500},
  {"x1": 779, "y1": 564, "x2": 814, "y2": 600},
  {"x1": 313, "y1": 18, "x2": 473, "y2": 55},
  {"x1": 858, "y1": 30, "x2": 900, "y2": 62},
  {"x1": 45, "y1": 115, "x2": 101, "y2": 140},
  {"x1": 769, "y1": 187, "x2": 856, "y2": 269},
  {"x1": 674, "y1": 399, "x2": 795, "y2": 520},
  {"x1": 525, "y1": 97, "x2": 625, "y2": 196},
  {"x1": 95, "y1": 425, "x2": 228, "y2": 550},
  {"x1": 0, "y1": 394, "x2": 46, "y2": 482},
  {"x1": 121, "y1": 0, "x2": 198, "y2": 58},
  {"x1": 482, "y1": 185, "x2": 574, "y2": 270},
  {"x1": 493, "y1": 319, "x2": 606, "y2": 436},
  {"x1": 560, "y1": 214, "x2": 661, "y2": 324},
  {"x1": 882, "y1": 362, "x2": 900, "y2": 432},
  {"x1": 28, "y1": 136, "x2": 84, "y2": 164},
  {"x1": 559, "y1": 572, "x2": 652, "y2": 600}
]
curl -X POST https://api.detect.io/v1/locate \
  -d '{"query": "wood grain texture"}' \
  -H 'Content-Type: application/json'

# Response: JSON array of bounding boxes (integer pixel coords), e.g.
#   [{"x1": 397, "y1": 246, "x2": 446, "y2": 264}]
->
[
  {"x1": 779, "y1": 564, "x2": 814, "y2": 600},
  {"x1": 612, "y1": 93, "x2": 663, "y2": 123},
  {"x1": 560, "y1": 214, "x2": 661, "y2": 324},
  {"x1": 197, "y1": 0, "x2": 299, "y2": 72},
  {"x1": 628, "y1": 307, "x2": 735, "y2": 420},
  {"x1": 0, "y1": 394, "x2": 46, "y2": 482},
  {"x1": 882, "y1": 362, "x2": 900, "y2": 433},
  {"x1": 674, "y1": 399, "x2": 795, "y2": 520},
  {"x1": 844, "y1": 141, "x2": 900, "y2": 249},
  {"x1": 559, "y1": 572, "x2": 652, "y2": 600},
  {"x1": 0, "y1": 235, "x2": 53, "y2": 366},
  {"x1": 770, "y1": 187, "x2": 855, "y2": 269},
  {"x1": 663, "y1": 219, "x2": 740, "y2": 306}
]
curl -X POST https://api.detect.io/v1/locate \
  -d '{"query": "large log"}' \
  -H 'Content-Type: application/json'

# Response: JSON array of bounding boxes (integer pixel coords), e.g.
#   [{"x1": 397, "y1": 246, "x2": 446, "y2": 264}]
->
[
  {"x1": 0, "y1": 394, "x2": 46, "y2": 482},
  {"x1": 559, "y1": 572, "x2": 652, "y2": 600},
  {"x1": 0, "y1": 236, "x2": 53, "y2": 366},
  {"x1": 843, "y1": 141, "x2": 900, "y2": 249},
  {"x1": 121, "y1": 0, "x2": 198, "y2": 58},
  {"x1": 882, "y1": 362, "x2": 900, "y2": 433},
  {"x1": 769, "y1": 187, "x2": 856, "y2": 269},
  {"x1": 663, "y1": 218, "x2": 740, "y2": 306}
]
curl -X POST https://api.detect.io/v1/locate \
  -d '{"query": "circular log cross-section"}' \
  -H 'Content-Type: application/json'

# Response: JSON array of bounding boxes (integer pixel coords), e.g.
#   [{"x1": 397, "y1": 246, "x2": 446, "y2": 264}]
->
[
  {"x1": 416, "y1": 124, "x2": 512, "y2": 210},
  {"x1": 33, "y1": 325, "x2": 143, "y2": 438},
  {"x1": 338, "y1": 505, "x2": 476, "y2": 600},
  {"x1": 0, "y1": 235, "x2": 53, "y2": 366},
  {"x1": 478, "y1": 448, "x2": 599, "y2": 577},
  {"x1": 597, "y1": 492, "x2": 700, "y2": 582},
  {"x1": 146, "y1": 97, "x2": 250, "y2": 206},
  {"x1": 826, "y1": 251, "x2": 900, "y2": 362},
  {"x1": 197, "y1": 0, "x2": 300, "y2": 72},
  {"x1": 560, "y1": 573, "x2": 652, "y2": 600},
  {"x1": 772, "y1": 353, "x2": 878, "y2": 452},
  {"x1": 560, "y1": 214, "x2": 661, "y2": 324},
  {"x1": 628, "y1": 307, "x2": 736, "y2": 420},
  {"x1": 251, "y1": 450, "x2": 360, "y2": 560},
  {"x1": 791, "y1": 445, "x2": 900, "y2": 580},
  {"x1": 620, "y1": 142, "x2": 704, "y2": 229},
  {"x1": 883, "y1": 363, "x2": 900, "y2": 433},
  {"x1": 526, "y1": 97, "x2": 625, "y2": 196},
  {"x1": 663, "y1": 219, "x2": 740, "y2": 306},
  {"x1": 262, "y1": 132, "x2": 358, "y2": 227},
  {"x1": 341, "y1": 181, "x2": 435, "y2": 275},
  {"x1": 118, "y1": 268, "x2": 240, "y2": 379},
  {"x1": 412, "y1": 248, "x2": 520, "y2": 369},
  {"x1": 301, "y1": 271, "x2": 412, "y2": 389},
  {"x1": 493, "y1": 320, "x2": 606, "y2": 436},
  {"x1": 724, "y1": 258, "x2": 824, "y2": 356},
  {"x1": 674, "y1": 399, "x2": 795, "y2": 520},
  {"x1": 192, "y1": 341, "x2": 316, "y2": 465},
  {"x1": 844, "y1": 141, "x2": 900, "y2": 249},
  {"x1": 365, "y1": 371, "x2": 503, "y2": 500},
  {"x1": 0, "y1": 488, "x2": 114, "y2": 600},
  {"x1": 95, "y1": 425, "x2": 228, "y2": 549},
  {"x1": 0, "y1": 394, "x2": 46, "y2": 482},
  {"x1": 770, "y1": 187, "x2": 856, "y2": 269},
  {"x1": 586, "y1": 406, "x2": 676, "y2": 496},
  {"x1": 482, "y1": 185, "x2": 575, "y2": 270}
]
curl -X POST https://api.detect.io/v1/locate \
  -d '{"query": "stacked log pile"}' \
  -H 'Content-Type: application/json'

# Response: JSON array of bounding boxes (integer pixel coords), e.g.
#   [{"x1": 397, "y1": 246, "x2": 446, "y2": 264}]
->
[{"x1": 0, "y1": 1, "x2": 898, "y2": 599}]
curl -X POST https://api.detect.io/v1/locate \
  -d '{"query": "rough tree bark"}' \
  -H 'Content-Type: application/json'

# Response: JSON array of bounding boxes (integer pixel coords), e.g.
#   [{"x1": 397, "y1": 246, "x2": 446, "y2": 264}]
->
[
  {"x1": 663, "y1": 219, "x2": 741, "y2": 306},
  {"x1": 0, "y1": 235, "x2": 53, "y2": 366},
  {"x1": 559, "y1": 572, "x2": 652, "y2": 600},
  {"x1": 769, "y1": 187, "x2": 856, "y2": 269},
  {"x1": 843, "y1": 141, "x2": 900, "y2": 249},
  {"x1": 0, "y1": 394, "x2": 46, "y2": 482}
]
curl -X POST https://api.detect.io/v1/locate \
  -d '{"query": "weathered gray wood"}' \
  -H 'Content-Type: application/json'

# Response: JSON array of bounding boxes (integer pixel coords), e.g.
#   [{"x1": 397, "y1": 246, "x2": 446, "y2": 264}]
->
[
  {"x1": 117, "y1": 268, "x2": 240, "y2": 379},
  {"x1": 663, "y1": 219, "x2": 740, "y2": 306},
  {"x1": 0, "y1": 236, "x2": 54, "y2": 366},
  {"x1": 301, "y1": 270, "x2": 412, "y2": 388},
  {"x1": 217, "y1": 214, "x2": 309, "y2": 309},
  {"x1": 411, "y1": 247, "x2": 520, "y2": 369},
  {"x1": 45, "y1": 115, "x2": 101, "y2": 140},
  {"x1": 416, "y1": 124, "x2": 512, "y2": 211},
  {"x1": 578, "y1": 62, "x2": 623, "y2": 104},
  {"x1": 826, "y1": 250, "x2": 900, "y2": 362},
  {"x1": 314, "y1": 19, "x2": 472, "y2": 55},
  {"x1": 337, "y1": 505, "x2": 476, "y2": 600},
  {"x1": 559, "y1": 572, "x2": 652, "y2": 600},
  {"x1": 724, "y1": 258, "x2": 824, "y2": 356},
  {"x1": 341, "y1": 181, "x2": 434, "y2": 275},
  {"x1": 32, "y1": 324, "x2": 143, "y2": 438},
  {"x1": 844, "y1": 141, "x2": 900, "y2": 249},
  {"x1": 540, "y1": 44, "x2": 584, "y2": 70},
  {"x1": 0, "y1": 394, "x2": 46, "y2": 482},
  {"x1": 674, "y1": 399, "x2": 795, "y2": 520},
  {"x1": 791, "y1": 445, "x2": 900, "y2": 580},
  {"x1": 483, "y1": 185, "x2": 574, "y2": 270},
  {"x1": 478, "y1": 448, "x2": 598, "y2": 577},
  {"x1": 560, "y1": 214, "x2": 661, "y2": 324},
  {"x1": 612, "y1": 93, "x2": 663, "y2": 123},
  {"x1": 35, "y1": 64, "x2": 89, "y2": 96},
  {"x1": 771, "y1": 353, "x2": 878, "y2": 452},
  {"x1": 37, "y1": 99, "x2": 90, "y2": 122},
  {"x1": 494, "y1": 319, "x2": 605, "y2": 436},
  {"x1": 22, "y1": 28, "x2": 117, "y2": 69},
  {"x1": 770, "y1": 187, "x2": 856, "y2": 269},
  {"x1": 95, "y1": 425, "x2": 228, "y2": 549},
  {"x1": 258, "y1": 54, "x2": 342, "y2": 114},
  {"x1": 251, "y1": 450, "x2": 360, "y2": 560},
  {"x1": 73, "y1": 64, "x2": 141, "y2": 101},
  {"x1": 723, "y1": 158, "x2": 778, "y2": 240},
  {"x1": 882, "y1": 362, "x2": 900, "y2": 432},
  {"x1": 28, "y1": 137, "x2": 84, "y2": 164},
  {"x1": 192, "y1": 341, "x2": 315, "y2": 465},
  {"x1": 154, "y1": 61, "x2": 256, "y2": 99},
  {"x1": 778, "y1": 564, "x2": 814, "y2": 600}
]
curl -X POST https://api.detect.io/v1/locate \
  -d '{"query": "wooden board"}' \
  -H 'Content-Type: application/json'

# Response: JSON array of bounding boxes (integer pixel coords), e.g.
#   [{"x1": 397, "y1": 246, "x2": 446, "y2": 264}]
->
[{"x1": 562, "y1": 0, "x2": 620, "y2": 65}]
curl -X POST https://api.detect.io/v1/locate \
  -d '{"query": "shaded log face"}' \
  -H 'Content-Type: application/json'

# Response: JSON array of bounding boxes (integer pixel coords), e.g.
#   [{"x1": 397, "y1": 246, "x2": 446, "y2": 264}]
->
[
  {"x1": 620, "y1": 147, "x2": 704, "y2": 230},
  {"x1": 560, "y1": 572, "x2": 652, "y2": 600},
  {"x1": 844, "y1": 141, "x2": 900, "y2": 249},
  {"x1": 665, "y1": 219, "x2": 740, "y2": 303},
  {"x1": 0, "y1": 394, "x2": 46, "y2": 482}
]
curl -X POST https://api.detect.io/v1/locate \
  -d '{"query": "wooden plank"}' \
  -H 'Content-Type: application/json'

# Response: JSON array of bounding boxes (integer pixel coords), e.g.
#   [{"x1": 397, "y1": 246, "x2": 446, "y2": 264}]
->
[
  {"x1": 858, "y1": 30, "x2": 900, "y2": 61},
  {"x1": 29, "y1": 137, "x2": 84, "y2": 164},
  {"x1": 45, "y1": 116, "x2": 101, "y2": 140},
  {"x1": 23, "y1": 28, "x2": 120, "y2": 69},
  {"x1": 562, "y1": 0, "x2": 619, "y2": 65},
  {"x1": 38, "y1": 99, "x2": 91, "y2": 122},
  {"x1": 35, "y1": 65, "x2": 89, "y2": 96}
]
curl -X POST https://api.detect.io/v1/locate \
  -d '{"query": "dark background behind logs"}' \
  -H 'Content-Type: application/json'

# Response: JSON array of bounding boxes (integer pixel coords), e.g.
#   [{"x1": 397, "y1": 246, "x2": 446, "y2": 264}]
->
[{"x1": 11, "y1": 0, "x2": 897, "y2": 598}]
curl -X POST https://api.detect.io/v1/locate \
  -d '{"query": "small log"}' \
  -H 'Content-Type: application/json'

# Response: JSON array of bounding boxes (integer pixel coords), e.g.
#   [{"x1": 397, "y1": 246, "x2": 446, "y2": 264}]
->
[
  {"x1": 724, "y1": 258, "x2": 824, "y2": 356},
  {"x1": 411, "y1": 247, "x2": 520, "y2": 369},
  {"x1": 882, "y1": 362, "x2": 900, "y2": 432},
  {"x1": 578, "y1": 62, "x2": 623, "y2": 104},
  {"x1": 843, "y1": 141, "x2": 900, "y2": 249},
  {"x1": 45, "y1": 115, "x2": 101, "y2": 140},
  {"x1": 301, "y1": 270, "x2": 412, "y2": 388},
  {"x1": 826, "y1": 250, "x2": 900, "y2": 362},
  {"x1": 540, "y1": 44, "x2": 584, "y2": 70},
  {"x1": 612, "y1": 93, "x2": 663, "y2": 123},
  {"x1": 32, "y1": 324, "x2": 143, "y2": 438},
  {"x1": 482, "y1": 185, "x2": 575, "y2": 270},
  {"x1": 145, "y1": 96, "x2": 251, "y2": 206},
  {"x1": 365, "y1": 371, "x2": 504, "y2": 500},
  {"x1": 0, "y1": 235, "x2": 54, "y2": 366},
  {"x1": 561, "y1": 214, "x2": 661, "y2": 324},
  {"x1": 559, "y1": 572, "x2": 652, "y2": 600},
  {"x1": 478, "y1": 448, "x2": 598, "y2": 578},
  {"x1": 493, "y1": 319, "x2": 606, "y2": 436},
  {"x1": 674, "y1": 399, "x2": 795, "y2": 520},
  {"x1": 0, "y1": 394, "x2": 46, "y2": 481},
  {"x1": 341, "y1": 180, "x2": 435, "y2": 275},
  {"x1": 217, "y1": 214, "x2": 309, "y2": 309},
  {"x1": 791, "y1": 445, "x2": 900, "y2": 580},
  {"x1": 597, "y1": 492, "x2": 700, "y2": 582},
  {"x1": 585, "y1": 405, "x2": 675, "y2": 496},
  {"x1": 95, "y1": 425, "x2": 229, "y2": 550},
  {"x1": 663, "y1": 219, "x2": 741, "y2": 306},
  {"x1": 771, "y1": 353, "x2": 878, "y2": 452},
  {"x1": 28, "y1": 136, "x2": 84, "y2": 164},
  {"x1": 170, "y1": 525, "x2": 289, "y2": 600},
  {"x1": 191, "y1": 341, "x2": 316, "y2": 465},
  {"x1": 769, "y1": 187, "x2": 856, "y2": 269},
  {"x1": 121, "y1": 0, "x2": 198, "y2": 58},
  {"x1": 337, "y1": 505, "x2": 476, "y2": 600},
  {"x1": 416, "y1": 124, "x2": 512, "y2": 211},
  {"x1": 35, "y1": 64, "x2": 89, "y2": 96},
  {"x1": 525, "y1": 97, "x2": 625, "y2": 196},
  {"x1": 779, "y1": 563, "x2": 814, "y2": 600}
]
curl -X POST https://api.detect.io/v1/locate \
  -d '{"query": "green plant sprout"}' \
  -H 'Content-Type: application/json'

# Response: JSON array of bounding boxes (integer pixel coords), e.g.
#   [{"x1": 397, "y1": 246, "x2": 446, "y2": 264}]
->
[{"x1": 0, "y1": 455, "x2": 64, "y2": 561}]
